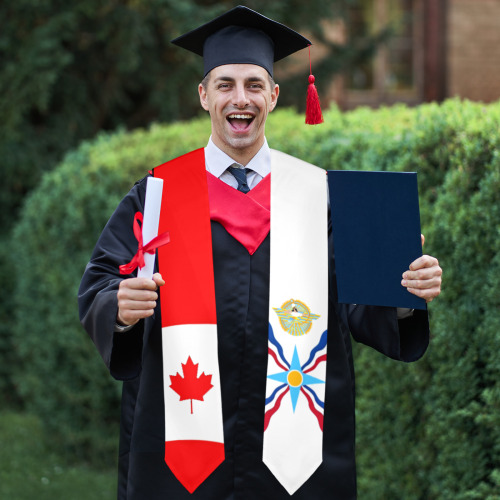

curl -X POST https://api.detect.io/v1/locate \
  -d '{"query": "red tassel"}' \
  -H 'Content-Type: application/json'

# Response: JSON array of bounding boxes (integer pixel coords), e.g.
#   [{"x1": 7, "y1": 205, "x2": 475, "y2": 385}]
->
[
  {"x1": 306, "y1": 74, "x2": 323, "y2": 125},
  {"x1": 305, "y1": 45, "x2": 323, "y2": 125}
]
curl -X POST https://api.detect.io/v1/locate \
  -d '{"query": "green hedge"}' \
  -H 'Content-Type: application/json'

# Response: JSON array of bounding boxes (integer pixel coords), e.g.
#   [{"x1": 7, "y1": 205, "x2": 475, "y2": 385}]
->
[
  {"x1": 350, "y1": 101, "x2": 500, "y2": 500},
  {"x1": 11, "y1": 100, "x2": 500, "y2": 498},
  {"x1": 10, "y1": 118, "x2": 212, "y2": 463}
]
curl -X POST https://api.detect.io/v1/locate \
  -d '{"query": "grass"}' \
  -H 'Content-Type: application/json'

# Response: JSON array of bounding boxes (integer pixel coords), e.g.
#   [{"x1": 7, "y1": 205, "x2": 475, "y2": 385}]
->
[{"x1": 0, "y1": 411, "x2": 116, "y2": 499}]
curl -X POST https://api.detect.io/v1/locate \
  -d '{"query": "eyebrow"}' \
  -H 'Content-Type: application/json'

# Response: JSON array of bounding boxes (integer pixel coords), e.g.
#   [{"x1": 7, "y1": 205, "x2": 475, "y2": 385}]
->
[{"x1": 214, "y1": 75, "x2": 267, "y2": 84}]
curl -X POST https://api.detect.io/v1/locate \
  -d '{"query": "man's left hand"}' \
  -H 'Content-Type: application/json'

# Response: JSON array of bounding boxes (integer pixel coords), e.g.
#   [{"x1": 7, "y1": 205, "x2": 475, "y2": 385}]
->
[{"x1": 401, "y1": 235, "x2": 442, "y2": 303}]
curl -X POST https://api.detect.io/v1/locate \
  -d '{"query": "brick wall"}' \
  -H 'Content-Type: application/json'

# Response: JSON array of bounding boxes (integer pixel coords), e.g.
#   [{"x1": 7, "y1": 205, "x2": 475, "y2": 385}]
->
[{"x1": 447, "y1": 0, "x2": 500, "y2": 102}]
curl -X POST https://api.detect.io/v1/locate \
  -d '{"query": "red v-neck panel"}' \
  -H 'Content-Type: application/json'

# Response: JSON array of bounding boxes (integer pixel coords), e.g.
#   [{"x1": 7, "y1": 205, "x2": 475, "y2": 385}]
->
[
  {"x1": 207, "y1": 172, "x2": 270, "y2": 255},
  {"x1": 247, "y1": 173, "x2": 271, "y2": 211}
]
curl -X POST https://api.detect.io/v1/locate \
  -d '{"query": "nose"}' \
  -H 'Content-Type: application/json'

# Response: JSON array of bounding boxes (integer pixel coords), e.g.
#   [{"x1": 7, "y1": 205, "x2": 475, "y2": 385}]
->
[{"x1": 233, "y1": 84, "x2": 250, "y2": 108}]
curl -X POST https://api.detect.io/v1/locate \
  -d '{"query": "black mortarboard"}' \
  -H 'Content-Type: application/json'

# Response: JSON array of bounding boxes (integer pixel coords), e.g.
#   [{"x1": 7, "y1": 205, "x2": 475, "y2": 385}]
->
[{"x1": 171, "y1": 5, "x2": 311, "y2": 77}]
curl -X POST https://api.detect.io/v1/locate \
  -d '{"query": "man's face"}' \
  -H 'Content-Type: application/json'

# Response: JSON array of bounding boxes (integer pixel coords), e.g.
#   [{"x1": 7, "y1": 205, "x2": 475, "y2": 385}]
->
[{"x1": 199, "y1": 64, "x2": 279, "y2": 163}]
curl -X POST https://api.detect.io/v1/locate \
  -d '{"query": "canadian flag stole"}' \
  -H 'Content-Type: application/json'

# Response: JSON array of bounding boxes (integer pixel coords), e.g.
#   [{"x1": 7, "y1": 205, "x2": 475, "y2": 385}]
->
[{"x1": 154, "y1": 148, "x2": 225, "y2": 494}]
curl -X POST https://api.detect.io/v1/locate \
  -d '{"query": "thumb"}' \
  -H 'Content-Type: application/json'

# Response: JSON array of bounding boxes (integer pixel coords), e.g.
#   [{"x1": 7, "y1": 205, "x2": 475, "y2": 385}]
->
[{"x1": 152, "y1": 273, "x2": 165, "y2": 287}]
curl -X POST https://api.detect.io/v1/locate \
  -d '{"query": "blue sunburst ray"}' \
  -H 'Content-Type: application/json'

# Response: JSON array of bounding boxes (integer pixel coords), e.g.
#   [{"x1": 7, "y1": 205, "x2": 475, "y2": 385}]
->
[
  {"x1": 303, "y1": 384, "x2": 325, "y2": 409},
  {"x1": 268, "y1": 323, "x2": 290, "y2": 368},
  {"x1": 265, "y1": 383, "x2": 288, "y2": 405},
  {"x1": 301, "y1": 330, "x2": 328, "y2": 371}
]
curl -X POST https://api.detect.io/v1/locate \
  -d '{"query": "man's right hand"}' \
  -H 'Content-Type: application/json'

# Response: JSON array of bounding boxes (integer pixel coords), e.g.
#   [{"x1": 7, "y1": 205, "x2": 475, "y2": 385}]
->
[{"x1": 116, "y1": 273, "x2": 165, "y2": 326}]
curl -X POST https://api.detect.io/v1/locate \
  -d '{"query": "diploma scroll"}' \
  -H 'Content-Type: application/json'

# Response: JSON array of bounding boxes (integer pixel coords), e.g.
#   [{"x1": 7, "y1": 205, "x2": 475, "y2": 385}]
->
[{"x1": 137, "y1": 177, "x2": 164, "y2": 279}]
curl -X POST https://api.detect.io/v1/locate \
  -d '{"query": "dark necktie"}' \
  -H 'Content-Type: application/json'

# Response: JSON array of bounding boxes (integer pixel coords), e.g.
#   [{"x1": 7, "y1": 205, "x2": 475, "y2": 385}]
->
[{"x1": 227, "y1": 164, "x2": 251, "y2": 193}]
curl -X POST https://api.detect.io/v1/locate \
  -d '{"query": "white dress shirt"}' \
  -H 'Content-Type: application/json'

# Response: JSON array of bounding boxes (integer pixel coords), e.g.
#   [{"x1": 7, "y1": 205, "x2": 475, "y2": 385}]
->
[{"x1": 204, "y1": 137, "x2": 270, "y2": 190}]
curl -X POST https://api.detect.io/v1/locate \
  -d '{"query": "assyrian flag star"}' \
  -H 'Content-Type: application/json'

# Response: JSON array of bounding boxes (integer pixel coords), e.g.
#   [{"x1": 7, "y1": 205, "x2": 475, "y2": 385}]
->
[{"x1": 267, "y1": 346, "x2": 324, "y2": 412}]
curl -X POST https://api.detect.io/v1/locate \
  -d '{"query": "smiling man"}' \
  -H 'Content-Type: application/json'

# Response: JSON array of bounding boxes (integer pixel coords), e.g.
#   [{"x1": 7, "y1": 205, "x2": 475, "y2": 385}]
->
[{"x1": 79, "y1": 6, "x2": 442, "y2": 500}]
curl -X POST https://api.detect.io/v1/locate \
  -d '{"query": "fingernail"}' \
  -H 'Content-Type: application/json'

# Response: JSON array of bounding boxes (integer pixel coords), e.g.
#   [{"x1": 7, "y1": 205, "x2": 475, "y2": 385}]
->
[{"x1": 401, "y1": 280, "x2": 407, "y2": 286}]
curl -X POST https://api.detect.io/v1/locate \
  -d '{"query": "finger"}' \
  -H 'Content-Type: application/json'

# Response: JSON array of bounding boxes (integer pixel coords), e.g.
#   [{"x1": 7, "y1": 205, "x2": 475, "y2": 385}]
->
[
  {"x1": 120, "y1": 277, "x2": 159, "y2": 291},
  {"x1": 421, "y1": 234, "x2": 425, "y2": 247},
  {"x1": 408, "y1": 254, "x2": 439, "y2": 271},
  {"x1": 402, "y1": 274, "x2": 442, "y2": 291},
  {"x1": 403, "y1": 265, "x2": 442, "y2": 283},
  {"x1": 406, "y1": 285, "x2": 441, "y2": 303},
  {"x1": 118, "y1": 296, "x2": 158, "y2": 310},
  {"x1": 117, "y1": 306, "x2": 155, "y2": 326},
  {"x1": 117, "y1": 286, "x2": 158, "y2": 303}
]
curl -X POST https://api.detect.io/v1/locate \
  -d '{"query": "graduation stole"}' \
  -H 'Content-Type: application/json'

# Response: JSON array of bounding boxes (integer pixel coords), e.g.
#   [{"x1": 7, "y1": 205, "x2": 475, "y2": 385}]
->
[{"x1": 152, "y1": 148, "x2": 328, "y2": 495}]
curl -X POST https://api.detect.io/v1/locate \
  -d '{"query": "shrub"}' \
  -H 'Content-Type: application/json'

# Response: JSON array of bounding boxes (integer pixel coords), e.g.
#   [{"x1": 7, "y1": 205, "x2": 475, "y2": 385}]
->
[
  {"x1": 11, "y1": 100, "x2": 500, "y2": 500},
  {"x1": 10, "y1": 118, "x2": 211, "y2": 463}
]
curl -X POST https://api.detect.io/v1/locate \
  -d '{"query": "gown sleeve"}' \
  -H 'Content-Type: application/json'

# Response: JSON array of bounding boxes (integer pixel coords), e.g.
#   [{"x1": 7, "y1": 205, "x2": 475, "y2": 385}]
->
[
  {"x1": 78, "y1": 177, "x2": 150, "y2": 380},
  {"x1": 343, "y1": 304, "x2": 429, "y2": 362}
]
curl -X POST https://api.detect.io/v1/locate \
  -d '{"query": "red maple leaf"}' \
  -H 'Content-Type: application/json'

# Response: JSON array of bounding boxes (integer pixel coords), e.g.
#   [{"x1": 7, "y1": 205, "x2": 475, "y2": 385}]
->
[{"x1": 169, "y1": 356, "x2": 214, "y2": 414}]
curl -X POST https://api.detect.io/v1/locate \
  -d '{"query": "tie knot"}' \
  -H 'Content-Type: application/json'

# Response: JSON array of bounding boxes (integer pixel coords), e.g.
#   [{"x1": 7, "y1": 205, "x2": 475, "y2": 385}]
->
[{"x1": 227, "y1": 164, "x2": 251, "y2": 193}]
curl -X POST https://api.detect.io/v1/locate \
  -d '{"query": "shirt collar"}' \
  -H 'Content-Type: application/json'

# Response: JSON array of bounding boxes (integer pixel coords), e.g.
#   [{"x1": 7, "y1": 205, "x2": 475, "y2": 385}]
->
[{"x1": 205, "y1": 137, "x2": 271, "y2": 178}]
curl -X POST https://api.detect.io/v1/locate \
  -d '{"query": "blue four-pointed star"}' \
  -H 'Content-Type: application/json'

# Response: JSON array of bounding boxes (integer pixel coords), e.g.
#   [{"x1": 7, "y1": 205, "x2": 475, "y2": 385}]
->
[{"x1": 267, "y1": 346, "x2": 324, "y2": 412}]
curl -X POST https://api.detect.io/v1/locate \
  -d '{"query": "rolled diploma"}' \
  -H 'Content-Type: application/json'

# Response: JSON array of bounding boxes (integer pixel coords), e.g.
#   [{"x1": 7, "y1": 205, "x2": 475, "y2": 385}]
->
[{"x1": 137, "y1": 177, "x2": 164, "y2": 279}]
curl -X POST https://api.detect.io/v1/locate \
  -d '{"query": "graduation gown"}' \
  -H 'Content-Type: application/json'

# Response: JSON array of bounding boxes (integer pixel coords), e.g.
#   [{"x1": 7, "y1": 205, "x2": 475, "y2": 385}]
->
[{"x1": 78, "y1": 164, "x2": 429, "y2": 500}]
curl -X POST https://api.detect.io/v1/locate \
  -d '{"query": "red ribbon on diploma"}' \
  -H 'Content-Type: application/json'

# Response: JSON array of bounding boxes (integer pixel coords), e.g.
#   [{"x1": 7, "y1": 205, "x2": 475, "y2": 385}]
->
[{"x1": 119, "y1": 211, "x2": 170, "y2": 275}]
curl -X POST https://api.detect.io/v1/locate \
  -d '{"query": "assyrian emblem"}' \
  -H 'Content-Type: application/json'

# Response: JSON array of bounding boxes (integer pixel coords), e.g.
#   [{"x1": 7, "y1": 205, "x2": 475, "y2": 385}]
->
[
  {"x1": 273, "y1": 299, "x2": 320, "y2": 336},
  {"x1": 265, "y1": 326, "x2": 327, "y2": 431}
]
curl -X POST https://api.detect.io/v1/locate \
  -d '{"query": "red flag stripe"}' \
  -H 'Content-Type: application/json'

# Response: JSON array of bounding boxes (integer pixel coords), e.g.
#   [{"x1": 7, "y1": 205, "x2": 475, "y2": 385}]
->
[
  {"x1": 154, "y1": 149, "x2": 217, "y2": 326},
  {"x1": 303, "y1": 354, "x2": 327, "y2": 374},
  {"x1": 268, "y1": 347, "x2": 289, "y2": 372},
  {"x1": 301, "y1": 387, "x2": 324, "y2": 431},
  {"x1": 264, "y1": 386, "x2": 289, "y2": 431},
  {"x1": 165, "y1": 440, "x2": 225, "y2": 493}
]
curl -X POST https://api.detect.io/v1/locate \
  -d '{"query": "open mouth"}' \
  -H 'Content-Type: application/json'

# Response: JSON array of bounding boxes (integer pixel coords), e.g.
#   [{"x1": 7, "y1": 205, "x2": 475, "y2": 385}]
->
[{"x1": 227, "y1": 113, "x2": 254, "y2": 131}]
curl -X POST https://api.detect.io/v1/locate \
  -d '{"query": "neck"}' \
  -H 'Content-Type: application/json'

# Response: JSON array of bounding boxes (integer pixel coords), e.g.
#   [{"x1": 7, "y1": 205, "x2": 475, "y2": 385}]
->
[{"x1": 212, "y1": 137, "x2": 265, "y2": 166}]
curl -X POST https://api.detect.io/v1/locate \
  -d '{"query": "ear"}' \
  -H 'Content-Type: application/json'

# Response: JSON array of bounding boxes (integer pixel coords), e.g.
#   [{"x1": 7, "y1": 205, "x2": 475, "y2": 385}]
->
[
  {"x1": 199, "y1": 83, "x2": 209, "y2": 111},
  {"x1": 269, "y1": 84, "x2": 279, "y2": 112}
]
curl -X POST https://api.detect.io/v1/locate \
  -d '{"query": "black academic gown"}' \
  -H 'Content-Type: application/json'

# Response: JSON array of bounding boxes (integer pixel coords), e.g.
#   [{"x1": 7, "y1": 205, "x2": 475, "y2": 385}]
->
[{"x1": 78, "y1": 174, "x2": 429, "y2": 500}]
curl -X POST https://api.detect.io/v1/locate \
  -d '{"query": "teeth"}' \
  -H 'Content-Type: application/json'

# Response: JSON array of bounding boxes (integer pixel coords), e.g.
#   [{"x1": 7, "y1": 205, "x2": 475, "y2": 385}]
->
[{"x1": 228, "y1": 114, "x2": 252, "y2": 119}]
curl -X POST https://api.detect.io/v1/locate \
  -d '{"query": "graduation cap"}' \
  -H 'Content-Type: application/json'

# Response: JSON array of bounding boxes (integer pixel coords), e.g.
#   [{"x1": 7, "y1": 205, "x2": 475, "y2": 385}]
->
[{"x1": 171, "y1": 5, "x2": 323, "y2": 124}]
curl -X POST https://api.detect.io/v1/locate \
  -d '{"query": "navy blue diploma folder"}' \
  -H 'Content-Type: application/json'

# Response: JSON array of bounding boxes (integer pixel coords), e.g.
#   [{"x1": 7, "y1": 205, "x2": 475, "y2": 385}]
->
[{"x1": 327, "y1": 170, "x2": 426, "y2": 310}]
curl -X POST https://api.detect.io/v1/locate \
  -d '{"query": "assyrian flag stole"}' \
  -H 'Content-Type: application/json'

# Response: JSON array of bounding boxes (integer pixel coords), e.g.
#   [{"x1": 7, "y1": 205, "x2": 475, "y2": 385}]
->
[
  {"x1": 263, "y1": 151, "x2": 328, "y2": 495},
  {"x1": 154, "y1": 149, "x2": 224, "y2": 494}
]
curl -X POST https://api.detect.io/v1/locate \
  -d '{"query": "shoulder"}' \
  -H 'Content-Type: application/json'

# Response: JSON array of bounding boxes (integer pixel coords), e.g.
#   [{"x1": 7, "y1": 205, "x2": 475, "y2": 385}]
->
[
  {"x1": 107, "y1": 174, "x2": 150, "y2": 224},
  {"x1": 125, "y1": 174, "x2": 150, "y2": 205}
]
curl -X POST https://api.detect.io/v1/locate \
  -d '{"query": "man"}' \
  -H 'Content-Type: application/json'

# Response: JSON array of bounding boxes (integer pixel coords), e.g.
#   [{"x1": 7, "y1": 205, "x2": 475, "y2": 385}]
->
[{"x1": 79, "y1": 6, "x2": 442, "y2": 499}]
